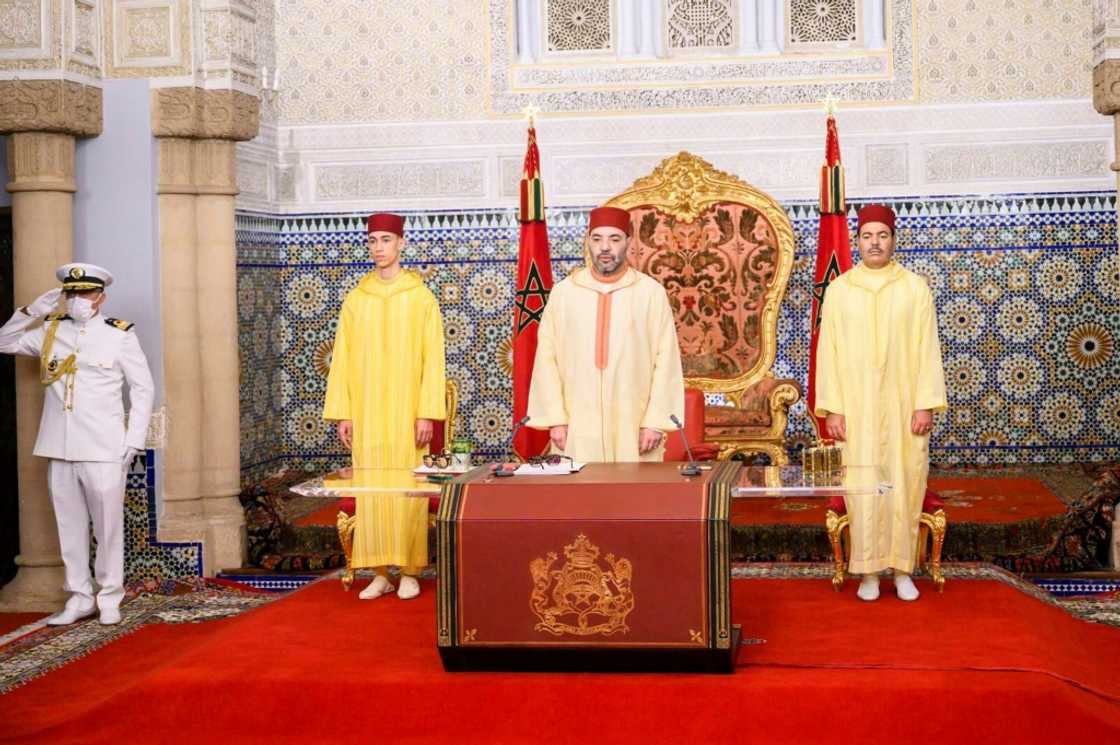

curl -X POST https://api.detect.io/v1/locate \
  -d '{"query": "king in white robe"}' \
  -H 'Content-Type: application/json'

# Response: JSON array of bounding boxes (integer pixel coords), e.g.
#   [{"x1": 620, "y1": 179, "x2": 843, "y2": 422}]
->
[{"x1": 527, "y1": 266, "x2": 684, "y2": 463}]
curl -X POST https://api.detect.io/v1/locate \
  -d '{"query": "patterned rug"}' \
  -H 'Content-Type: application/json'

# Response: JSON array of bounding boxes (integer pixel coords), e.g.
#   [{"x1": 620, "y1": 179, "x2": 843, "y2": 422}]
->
[
  {"x1": 240, "y1": 469, "x2": 347, "y2": 572},
  {"x1": 0, "y1": 577, "x2": 284, "y2": 694},
  {"x1": 730, "y1": 464, "x2": 1119, "y2": 571}
]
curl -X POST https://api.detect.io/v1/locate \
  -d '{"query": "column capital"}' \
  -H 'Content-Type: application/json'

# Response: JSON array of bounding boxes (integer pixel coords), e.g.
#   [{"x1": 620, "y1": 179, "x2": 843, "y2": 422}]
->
[
  {"x1": 5, "y1": 132, "x2": 76, "y2": 194},
  {"x1": 151, "y1": 87, "x2": 260, "y2": 142},
  {"x1": 0, "y1": 80, "x2": 102, "y2": 138},
  {"x1": 192, "y1": 139, "x2": 238, "y2": 196},
  {"x1": 1094, "y1": 60, "x2": 1120, "y2": 116}
]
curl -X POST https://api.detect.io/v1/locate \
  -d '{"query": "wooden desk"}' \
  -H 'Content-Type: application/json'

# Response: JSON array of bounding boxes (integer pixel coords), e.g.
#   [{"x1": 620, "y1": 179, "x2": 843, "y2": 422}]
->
[{"x1": 436, "y1": 461, "x2": 741, "y2": 673}]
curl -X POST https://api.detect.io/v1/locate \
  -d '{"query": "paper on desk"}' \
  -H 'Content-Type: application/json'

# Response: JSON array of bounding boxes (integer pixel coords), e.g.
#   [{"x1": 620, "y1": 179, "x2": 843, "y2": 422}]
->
[{"x1": 512, "y1": 461, "x2": 586, "y2": 476}]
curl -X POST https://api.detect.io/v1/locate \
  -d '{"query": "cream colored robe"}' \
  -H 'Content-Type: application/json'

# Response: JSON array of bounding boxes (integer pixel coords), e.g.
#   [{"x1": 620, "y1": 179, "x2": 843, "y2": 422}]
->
[
  {"x1": 323, "y1": 270, "x2": 445, "y2": 570},
  {"x1": 814, "y1": 262, "x2": 947, "y2": 574},
  {"x1": 527, "y1": 267, "x2": 684, "y2": 463}
]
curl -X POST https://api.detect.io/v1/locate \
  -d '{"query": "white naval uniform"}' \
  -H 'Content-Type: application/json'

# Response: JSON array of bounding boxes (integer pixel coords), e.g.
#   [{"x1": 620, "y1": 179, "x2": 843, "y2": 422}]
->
[{"x1": 0, "y1": 308, "x2": 154, "y2": 612}]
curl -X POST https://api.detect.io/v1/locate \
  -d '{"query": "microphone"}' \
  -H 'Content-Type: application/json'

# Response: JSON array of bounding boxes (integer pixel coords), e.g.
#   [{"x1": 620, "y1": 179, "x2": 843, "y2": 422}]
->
[
  {"x1": 493, "y1": 415, "x2": 531, "y2": 478},
  {"x1": 669, "y1": 414, "x2": 701, "y2": 477}
]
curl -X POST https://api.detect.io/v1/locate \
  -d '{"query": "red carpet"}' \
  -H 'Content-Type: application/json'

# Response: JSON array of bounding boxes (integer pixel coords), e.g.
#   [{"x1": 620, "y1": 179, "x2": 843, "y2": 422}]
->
[
  {"x1": 0, "y1": 613, "x2": 45, "y2": 637},
  {"x1": 731, "y1": 476, "x2": 1066, "y2": 525},
  {"x1": 1, "y1": 576, "x2": 1117, "y2": 744}
]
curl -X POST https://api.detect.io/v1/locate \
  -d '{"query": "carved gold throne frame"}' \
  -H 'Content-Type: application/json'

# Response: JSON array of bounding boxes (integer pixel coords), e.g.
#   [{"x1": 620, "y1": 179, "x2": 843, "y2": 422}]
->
[{"x1": 606, "y1": 152, "x2": 801, "y2": 464}]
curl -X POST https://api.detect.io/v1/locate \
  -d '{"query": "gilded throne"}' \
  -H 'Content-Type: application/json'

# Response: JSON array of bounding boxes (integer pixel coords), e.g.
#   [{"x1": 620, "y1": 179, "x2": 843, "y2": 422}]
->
[{"x1": 606, "y1": 153, "x2": 801, "y2": 463}]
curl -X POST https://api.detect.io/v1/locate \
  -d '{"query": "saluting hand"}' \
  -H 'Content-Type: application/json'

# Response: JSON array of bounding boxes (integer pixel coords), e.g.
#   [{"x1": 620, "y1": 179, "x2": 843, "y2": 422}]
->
[
  {"x1": 337, "y1": 420, "x2": 353, "y2": 450},
  {"x1": 25, "y1": 288, "x2": 62, "y2": 318},
  {"x1": 415, "y1": 418, "x2": 433, "y2": 447}
]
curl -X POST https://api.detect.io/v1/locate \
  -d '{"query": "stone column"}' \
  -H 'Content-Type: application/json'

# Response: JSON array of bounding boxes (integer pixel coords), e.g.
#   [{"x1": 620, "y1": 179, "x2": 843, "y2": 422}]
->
[
  {"x1": 0, "y1": 81, "x2": 101, "y2": 611},
  {"x1": 0, "y1": 133, "x2": 75, "y2": 611},
  {"x1": 153, "y1": 136, "x2": 206, "y2": 547},
  {"x1": 151, "y1": 88, "x2": 258, "y2": 574},
  {"x1": 1093, "y1": 4, "x2": 1120, "y2": 215},
  {"x1": 193, "y1": 138, "x2": 245, "y2": 569}
]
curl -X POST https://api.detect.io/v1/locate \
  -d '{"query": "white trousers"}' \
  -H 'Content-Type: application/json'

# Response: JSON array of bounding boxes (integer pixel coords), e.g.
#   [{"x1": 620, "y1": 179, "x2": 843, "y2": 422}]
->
[{"x1": 47, "y1": 459, "x2": 126, "y2": 611}]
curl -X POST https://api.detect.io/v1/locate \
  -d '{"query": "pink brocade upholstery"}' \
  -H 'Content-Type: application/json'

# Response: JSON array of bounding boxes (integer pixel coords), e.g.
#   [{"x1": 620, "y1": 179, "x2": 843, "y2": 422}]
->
[
  {"x1": 627, "y1": 204, "x2": 780, "y2": 382},
  {"x1": 605, "y1": 154, "x2": 802, "y2": 464},
  {"x1": 825, "y1": 489, "x2": 944, "y2": 515},
  {"x1": 664, "y1": 388, "x2": 720, "y2": 462}
]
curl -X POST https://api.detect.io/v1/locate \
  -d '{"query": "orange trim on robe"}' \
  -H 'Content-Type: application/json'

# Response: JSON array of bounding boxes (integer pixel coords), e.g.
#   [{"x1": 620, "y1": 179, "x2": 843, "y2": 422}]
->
[{"x1": 590, "y1": 267, "x2": 626, "y2": 371}]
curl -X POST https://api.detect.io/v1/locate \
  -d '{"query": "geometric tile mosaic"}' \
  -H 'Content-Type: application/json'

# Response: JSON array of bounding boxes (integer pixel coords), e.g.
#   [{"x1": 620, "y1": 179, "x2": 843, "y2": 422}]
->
[
  {"x1": 236, "y1": 190, "x2": 1120, "y2": 481},
  {"x1": 122, "y1": 451, "x2": 202, "y2": 583}
]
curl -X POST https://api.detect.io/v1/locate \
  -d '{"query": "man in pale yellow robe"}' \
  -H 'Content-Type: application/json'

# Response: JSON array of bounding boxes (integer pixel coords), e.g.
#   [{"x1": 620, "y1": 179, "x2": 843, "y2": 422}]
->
[
  {"x1": 815, "y1": 204, "x2": 946, "y2": 602},
  {"x1": 323, "y1": 212, "x2": 446, "y2": 600},
  {"x1": 527, "y1": 206, "x2": 684, "y2": 462}
]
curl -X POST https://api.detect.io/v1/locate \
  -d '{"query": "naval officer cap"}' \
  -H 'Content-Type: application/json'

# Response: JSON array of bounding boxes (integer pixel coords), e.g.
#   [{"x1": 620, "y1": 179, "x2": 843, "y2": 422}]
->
[{"x1": 57, "y1": 263, "x2": 114, "y2": 292}]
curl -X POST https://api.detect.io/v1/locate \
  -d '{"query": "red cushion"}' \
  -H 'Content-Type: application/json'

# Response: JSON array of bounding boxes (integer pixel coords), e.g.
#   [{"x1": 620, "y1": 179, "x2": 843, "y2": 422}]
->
[
  {"x1": 826, "y1": 489, "x2": 943, "y2": 516},
  {"x1": 430, "y1": 420, "x2": 445, "y2": 455},
  {"x1": 665, "y1": 388, "x2": 718, "y2": 462}
]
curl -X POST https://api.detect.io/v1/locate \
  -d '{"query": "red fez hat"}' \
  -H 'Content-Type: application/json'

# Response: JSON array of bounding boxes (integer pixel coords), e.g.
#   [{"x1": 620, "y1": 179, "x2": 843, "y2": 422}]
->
[
  {"x1": 367, "y1": 213, "x2": 404, "y2": 237},
  {"x1": 856, "y1": 204, "x2": 896, "y2": 233},
  {"x1": 588, "y1": 206, "x2": 632, "y2": 236}
]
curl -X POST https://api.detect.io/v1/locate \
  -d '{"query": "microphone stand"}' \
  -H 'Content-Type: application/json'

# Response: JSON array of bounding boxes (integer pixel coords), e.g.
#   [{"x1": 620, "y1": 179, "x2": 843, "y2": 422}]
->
[
  {"x1": 669, "y1": 414, "x2": 701, "y2": 477},
  {"x1": 493, "y1": 415, "x2": 531, "y2": 478}
]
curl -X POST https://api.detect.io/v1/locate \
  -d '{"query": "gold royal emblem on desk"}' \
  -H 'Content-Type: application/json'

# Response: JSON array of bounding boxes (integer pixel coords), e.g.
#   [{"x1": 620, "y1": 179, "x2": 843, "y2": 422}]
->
[{"x1": 529, "y1": 534, "x2": 634, "y2": 637}]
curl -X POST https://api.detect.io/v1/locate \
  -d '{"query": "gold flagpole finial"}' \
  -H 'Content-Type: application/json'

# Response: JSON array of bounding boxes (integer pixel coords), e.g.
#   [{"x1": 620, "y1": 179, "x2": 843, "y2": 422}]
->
[
  {"x1": 822, "y1": 93, "x2": 839, "y2": 118},
  {"x1": 521, "y1": 102, "x2": 541, "y2": 126}
]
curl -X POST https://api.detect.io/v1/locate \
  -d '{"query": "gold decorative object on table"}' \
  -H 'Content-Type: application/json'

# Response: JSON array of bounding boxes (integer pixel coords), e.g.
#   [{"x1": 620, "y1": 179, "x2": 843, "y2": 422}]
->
[{"x1": 803, "y1": 439, "x2": 843, "y2": 485}]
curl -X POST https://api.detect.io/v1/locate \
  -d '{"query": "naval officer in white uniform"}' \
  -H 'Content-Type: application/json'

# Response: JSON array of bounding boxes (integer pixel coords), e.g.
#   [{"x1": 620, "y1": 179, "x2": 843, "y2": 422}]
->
[{"x1": 0, "y1": 263, "x2": 154, "y2": 626}]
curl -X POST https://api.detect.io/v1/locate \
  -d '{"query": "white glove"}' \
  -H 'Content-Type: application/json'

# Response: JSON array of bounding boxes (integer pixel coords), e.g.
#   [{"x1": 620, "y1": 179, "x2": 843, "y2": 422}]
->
[
  {"x1": 25, "y1": 288, "x2": 63, "y2": 318},
  {"x1": 121, "y1": 446, "x2": 140, "y2": 474}
]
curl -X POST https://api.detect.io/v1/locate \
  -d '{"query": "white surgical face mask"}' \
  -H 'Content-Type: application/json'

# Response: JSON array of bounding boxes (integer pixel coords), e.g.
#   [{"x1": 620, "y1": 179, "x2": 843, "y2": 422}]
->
[{"x1": 66, "y1": 295, "x2": 97, "y2": 323}]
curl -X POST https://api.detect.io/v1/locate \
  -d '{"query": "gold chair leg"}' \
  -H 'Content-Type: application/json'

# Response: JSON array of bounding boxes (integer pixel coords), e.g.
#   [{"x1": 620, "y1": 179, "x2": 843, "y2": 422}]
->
[
  {"x1": 929, "y1": 509, "x2": 947, "y2": 592},
  {"x1": 337, "y1": 512, "x2": 357, "y2": 591},
  {"x1": 825, "y1": 510, "x2": 848, "y2": 591},
  {"x1": 917, "y1": 523, "x2": 930, "y2": 571}
]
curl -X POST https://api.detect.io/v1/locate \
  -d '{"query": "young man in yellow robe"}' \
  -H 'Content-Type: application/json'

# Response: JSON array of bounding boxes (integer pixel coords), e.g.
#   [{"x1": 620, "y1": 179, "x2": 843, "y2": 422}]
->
[
  {"x1": 814, "y1": 204, "x2": 947, "y2": 602},
  {"x1": 527, "y1": 206, "x2": 684, "y2": 462},
  {"x1": 323, "y1": 212, "x2": 446, "y2": 600}
]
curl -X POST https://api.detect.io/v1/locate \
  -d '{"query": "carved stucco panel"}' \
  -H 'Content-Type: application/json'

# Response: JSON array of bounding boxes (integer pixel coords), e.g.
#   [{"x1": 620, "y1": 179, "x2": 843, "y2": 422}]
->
[
  {"x1": 0, "y1": 79, "x2": 102, "y2": 136},
  {"x1": 925, "y1": 141, "x2": 1109, "y2": 183},
  {"x1": 314, "y1": 160, "x2": 486, "y2": 200}
]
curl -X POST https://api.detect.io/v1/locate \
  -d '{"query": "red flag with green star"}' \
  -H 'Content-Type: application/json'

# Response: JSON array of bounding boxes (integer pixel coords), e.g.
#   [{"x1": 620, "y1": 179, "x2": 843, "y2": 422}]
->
[
  {"x1": 512, "y1": 124, "x2": 554, "y2": 459},
  {"x1": 808, "y1": 114, "x2": 854, "y2": 439}
]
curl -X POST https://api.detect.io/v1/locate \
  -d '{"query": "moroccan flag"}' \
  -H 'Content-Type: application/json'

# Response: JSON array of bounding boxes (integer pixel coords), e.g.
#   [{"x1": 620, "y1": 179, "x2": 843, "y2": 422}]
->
[
  {"x1": 512, "y1": 125, "x2": 554, "y2": 459},
  {"x1": 807, "y1": 114, "x2": 854, "y2": 439}
]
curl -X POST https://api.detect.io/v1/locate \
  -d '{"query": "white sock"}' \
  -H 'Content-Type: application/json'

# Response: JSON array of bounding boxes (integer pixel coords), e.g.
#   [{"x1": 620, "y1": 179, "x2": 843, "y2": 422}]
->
[
  {"x1": 397, "y1": 575, "x2": 420, "y2": 600},
  {"x1": 894, "y1": 573, "x2": 920, "y2": 601},
  {"x1": 857, "y1": 573, "x2": 880, "y2": 602}
]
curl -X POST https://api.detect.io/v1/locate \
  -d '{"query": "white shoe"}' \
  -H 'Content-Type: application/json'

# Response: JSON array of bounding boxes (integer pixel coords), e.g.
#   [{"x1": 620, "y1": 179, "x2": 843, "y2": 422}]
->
[
  {"x1": 397, "y1": 576, "x2": 420, "y2": 600},
  {"x1": 894, "y1": 573, "x2": 920, "y2": 601},
  {"x1": 99, "y1": 607, "x2": 122, "y2": 625},
  {"x1": 358, "y1": 575, "x2": 394, "y2": 600},
  {"x1": 856, "y1": 574, "x2": 880, "y2": 602},
  {"x1": 46, "y1": 604, "x2": 96, "y2": 626}
]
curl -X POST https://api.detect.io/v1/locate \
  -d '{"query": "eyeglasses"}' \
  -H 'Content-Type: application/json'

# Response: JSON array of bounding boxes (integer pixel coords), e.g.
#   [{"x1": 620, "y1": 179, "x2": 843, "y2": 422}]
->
[
  {"x1": 422, "y1": 450, "x2": 453, "y2": 469},
  {"x1": 527, "y1": 454, "x2": 573, "y2": 469}
]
